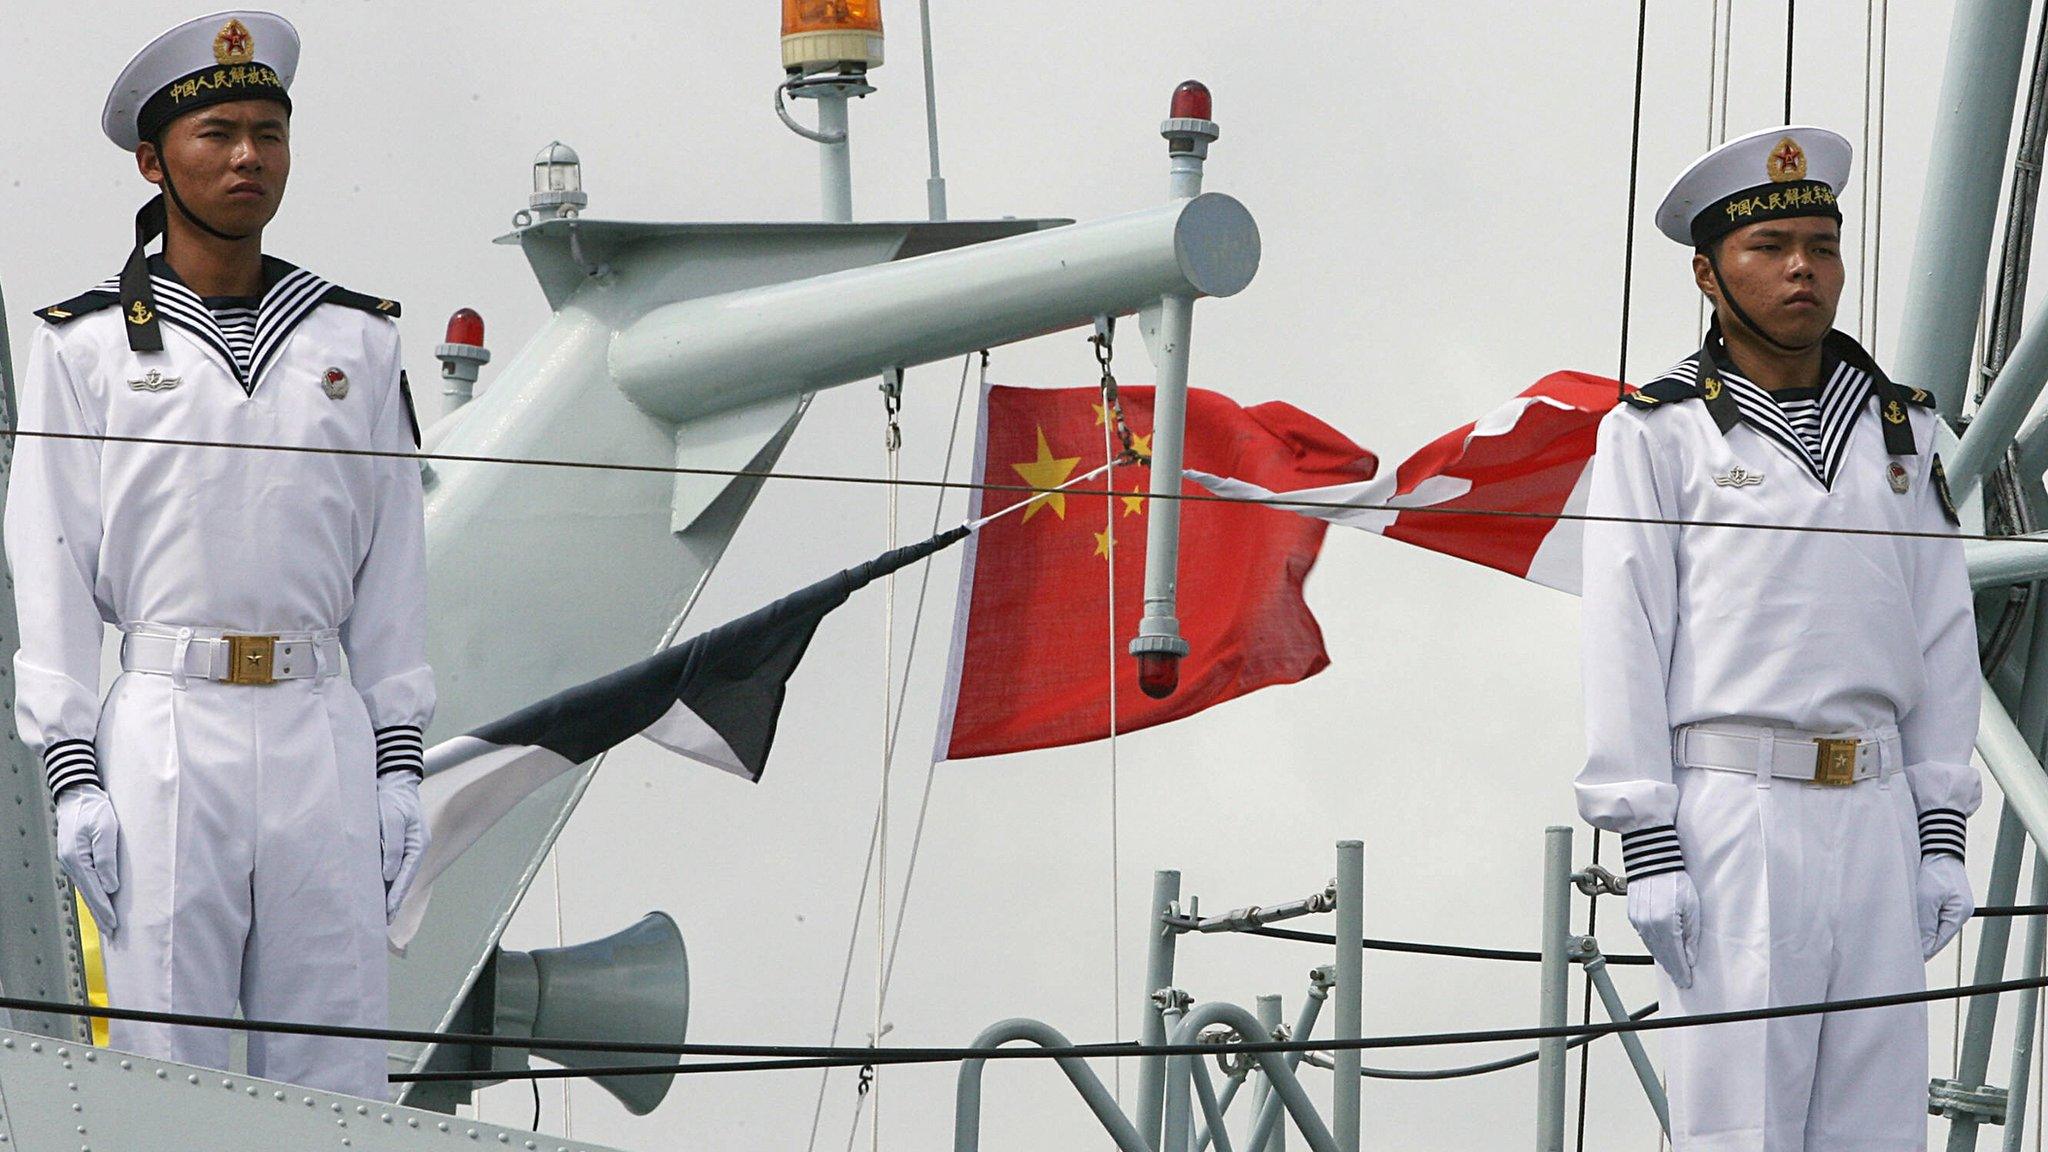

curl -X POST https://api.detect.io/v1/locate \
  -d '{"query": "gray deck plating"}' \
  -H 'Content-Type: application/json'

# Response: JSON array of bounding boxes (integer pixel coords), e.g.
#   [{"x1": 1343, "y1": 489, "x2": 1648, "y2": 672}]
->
[{"x1": 0, "y1": 1026, "x2": 625, "y2": 1152}]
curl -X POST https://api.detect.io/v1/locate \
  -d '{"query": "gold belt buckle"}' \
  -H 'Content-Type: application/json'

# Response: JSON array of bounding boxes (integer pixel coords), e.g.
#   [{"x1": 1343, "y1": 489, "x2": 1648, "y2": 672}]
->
[
  {"x1": 223, "y1": 634, "x2": 278, "y2": 686},
  {"x1": 1813, "y1": 737, "x2": 1860, "y2": 786}
]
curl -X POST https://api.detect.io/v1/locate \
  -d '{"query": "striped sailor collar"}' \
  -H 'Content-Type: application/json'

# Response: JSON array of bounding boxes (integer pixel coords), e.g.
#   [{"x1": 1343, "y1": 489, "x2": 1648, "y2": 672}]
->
[
  {"x1": 99, "y1": 254, "x2": 334, "y2": 396},
  {"x1": 1658, "y1": 322, "x2": 1919, "y2": 487}
]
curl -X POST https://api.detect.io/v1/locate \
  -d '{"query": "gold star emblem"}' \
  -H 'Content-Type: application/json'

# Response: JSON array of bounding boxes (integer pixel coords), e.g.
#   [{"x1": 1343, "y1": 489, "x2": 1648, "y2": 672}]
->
[
  {"x1": 1093, "y1": 402, "x2": 1110, "y2": 427},
  {"x1": 1010, "y1": 426, "x2": 1081, "y2": 523},
  {"x1": 1122, "y1": 486, "x2": 1146, "y2": 516},
  {"x1": 1768, "y1": 136, "x2": 1807, "y2": 183},
  {"x1": 1093, "y1": 528, "x2": 1113, "y2": 559},
  {"x1": 214, "y1": 18, "x2": 255, "y2": 66},
  {"x1": 1130, "y1": 430, "x2": 1153, "y2": 458}
]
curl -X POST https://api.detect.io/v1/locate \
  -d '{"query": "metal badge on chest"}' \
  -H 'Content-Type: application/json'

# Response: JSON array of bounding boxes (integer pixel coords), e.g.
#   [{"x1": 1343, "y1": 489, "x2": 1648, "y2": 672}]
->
[
  {"x1": 128, "y1": 368, "x2": 180, "y2": 393},
  {"x1": 320, "y1": 367, "x2": 348, "y2": 400}
]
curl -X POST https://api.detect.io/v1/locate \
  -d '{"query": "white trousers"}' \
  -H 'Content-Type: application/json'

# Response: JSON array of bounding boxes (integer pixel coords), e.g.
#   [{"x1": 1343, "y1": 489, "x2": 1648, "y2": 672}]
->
[
  {"x1": 1659, "y1": 763, "x2": 1927, "y2": 1151},
  {"x1": 94, "y1": 670, "x2": 389, "y2": 1100}
]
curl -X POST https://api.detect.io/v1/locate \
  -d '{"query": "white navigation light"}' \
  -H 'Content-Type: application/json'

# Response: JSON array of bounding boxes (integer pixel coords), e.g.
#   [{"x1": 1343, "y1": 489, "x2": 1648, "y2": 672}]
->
[
  {"x1": 529, "y1": 141, "x2": 588, "y2": 220},
  {"x1": 781, "y1": 0, "x2": 884, "y2": 75}
]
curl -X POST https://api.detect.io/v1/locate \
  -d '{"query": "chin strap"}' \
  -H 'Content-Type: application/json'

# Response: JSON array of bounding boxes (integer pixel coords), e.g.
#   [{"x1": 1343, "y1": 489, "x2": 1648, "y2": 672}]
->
[
  {"x1": 1706, "y1": 249, "x2": 1821, "y2": 356},
  {"x1": 120, "y1": 167, "x2": 261, "y2": 353},
  {"x1": 160, "y1": 171, "x2": 254, "y2": 243}
]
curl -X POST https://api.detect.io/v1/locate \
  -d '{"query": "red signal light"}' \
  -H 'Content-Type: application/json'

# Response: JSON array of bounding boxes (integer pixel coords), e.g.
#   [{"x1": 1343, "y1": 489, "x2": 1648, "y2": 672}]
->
[
  {"x1": 1170, "y1": 81, "x2": 1212, "y2": 122},
  {"x1": 444, "y1": 308, "x2": 485, "y2": 348},
  {"x1": 1137, "y1": 651, "x2": 1181, "y2": 699}
]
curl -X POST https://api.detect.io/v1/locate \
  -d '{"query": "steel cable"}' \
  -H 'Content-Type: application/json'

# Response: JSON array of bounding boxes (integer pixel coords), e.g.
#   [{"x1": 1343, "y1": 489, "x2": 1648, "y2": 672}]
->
[
  {"x1": 0, "y1": 424, "x2": 2035, "y2": 550},
  {"x1": 4, "y1": 973, "x2": 2039, "y2": 1083}
]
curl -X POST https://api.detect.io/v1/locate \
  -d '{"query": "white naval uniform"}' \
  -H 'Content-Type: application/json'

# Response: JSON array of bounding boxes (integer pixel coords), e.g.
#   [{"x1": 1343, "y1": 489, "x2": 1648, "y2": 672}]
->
[
  {"x1": 6, "y1": 258, "x2": 433, "y2": 1099},
  {"x1": 1576, "y1": 333, "x2": 1979, "y2": 1152}
]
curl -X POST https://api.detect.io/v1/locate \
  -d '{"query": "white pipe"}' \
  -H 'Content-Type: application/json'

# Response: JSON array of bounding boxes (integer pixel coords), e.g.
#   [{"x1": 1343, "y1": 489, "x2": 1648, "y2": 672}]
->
[
  {"x1": 1892, "y1": 0, "x2": 2032, "y2": 427},
  {"x1": 1950, "y1": 291, "x2": 2048, "y2": 498},
  {"x1": 1332, "y1": 841, "x2": 1363, "y2": 1152},
  {"x1": 918, "y1": 0, "x2": 947, "y2": 221},
  {"x1": 1135, "y1": 292, "x2": 1196, "y2": 670},
  {"x1": 610, "y1": 194, "x2": 1260, "y2": 424},
  {"x1": 818, "y1": 94, "x2": 853, "y2": 223},
  {"x1": 1967, "y1": 535, "x2": 2048, "y2": 589},
  {"x1": 1978, "y1": 679, "x2": 2048, "y2": 850},
  {"x1": 1535, "y1": 827, "x2": 1572, "y2": 1152}
]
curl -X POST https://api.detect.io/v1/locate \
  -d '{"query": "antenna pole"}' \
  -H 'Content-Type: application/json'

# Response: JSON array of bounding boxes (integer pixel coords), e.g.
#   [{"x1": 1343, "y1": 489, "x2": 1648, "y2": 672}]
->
[{"x1": 918, "y1": 0, "x2": 948, "y2": 221}]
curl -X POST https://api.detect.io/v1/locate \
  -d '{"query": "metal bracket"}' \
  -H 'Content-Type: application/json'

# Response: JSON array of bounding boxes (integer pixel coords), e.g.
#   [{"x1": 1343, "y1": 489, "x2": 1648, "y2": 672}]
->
[
  {"x1": 1152, "y1": 987, "x2": 1195, "y2": 1014},
  {"x1": 1929, "y1": 1077, "x2": 2009, "y2": 1124},
  {"x1": 1572, "y1": 864, "x2": 1628, "y2": 897},
  {"x1": 1306, "y1": 964, "x2": 1338, "y2": 997}
]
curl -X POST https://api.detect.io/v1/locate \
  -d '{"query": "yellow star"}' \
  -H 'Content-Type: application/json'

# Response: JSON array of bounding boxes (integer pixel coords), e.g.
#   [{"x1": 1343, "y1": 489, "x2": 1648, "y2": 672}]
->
[
  {"x1": 1010, "y1": 426, "x2": 1081, "y2": 523},
  {"x1": 1093, "y1": 528, "x2": 1113, "y2": 558},
  {"x1": 1130, "y1": 430, "x2": 1153, "y2": 458},
  {"x1": 1122, "y1": 486, "x2": 1146, "y2": 516},
  {"x1": 1093, "y1": 402, "x2": 1110, "y2": 427}
]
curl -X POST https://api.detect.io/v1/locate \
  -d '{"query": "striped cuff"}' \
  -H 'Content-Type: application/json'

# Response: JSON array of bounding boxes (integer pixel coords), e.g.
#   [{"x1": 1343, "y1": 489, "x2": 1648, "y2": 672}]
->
[
  {"x1": 1918, "y1": 808, "x2": 1968, "y2": 861},
  {"x1": 44, "y1": 739, "x2": 101, "y2": 797},
  {"x1": 1620, "y1": 825, "x2": 1686, "y2": 882},
  {"x1": 375, "y1": 725, "x2": 425, "y2": 778}
]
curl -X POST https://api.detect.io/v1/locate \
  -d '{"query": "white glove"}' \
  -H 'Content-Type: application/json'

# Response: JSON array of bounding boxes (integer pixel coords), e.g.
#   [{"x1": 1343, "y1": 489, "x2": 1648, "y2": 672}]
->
[
  {"x1": 1917, "y1": 855, "x2": 1973, "y2": 960},
  {"x1": 1627, "y1": 869, "x2": 1701, "y2": 989},
  {"x1": 377, "y1": 772, "x2": 427, "y2": 924},
  {"x1": 55, "y1": 784, "x2": 121, "y2": 936}
]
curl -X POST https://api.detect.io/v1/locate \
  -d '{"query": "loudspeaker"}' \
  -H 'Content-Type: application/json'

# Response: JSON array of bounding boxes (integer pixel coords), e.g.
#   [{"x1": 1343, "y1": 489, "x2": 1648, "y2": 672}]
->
[{"x1": 494, "y1": 911, "x2": 689, "y2": 1115}]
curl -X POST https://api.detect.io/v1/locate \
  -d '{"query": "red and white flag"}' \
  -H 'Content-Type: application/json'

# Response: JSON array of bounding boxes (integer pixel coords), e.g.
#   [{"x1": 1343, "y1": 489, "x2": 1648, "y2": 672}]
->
[
  {"x1": 1189, "y1": 372, "x2": 1620, "y2": 594},
  {"x1": 937, "y1": 384, "x2": 1376, "y2": 761}
]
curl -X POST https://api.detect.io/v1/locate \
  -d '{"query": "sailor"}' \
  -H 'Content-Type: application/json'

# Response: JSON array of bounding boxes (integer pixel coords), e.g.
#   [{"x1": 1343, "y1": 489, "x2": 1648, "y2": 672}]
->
[
  {"x1": 7, "y1": 11, "x2": 433, "y2": 1099},
  {"x1": 1577, "y1": 124, "x2": 1978, "y2": 1151}
]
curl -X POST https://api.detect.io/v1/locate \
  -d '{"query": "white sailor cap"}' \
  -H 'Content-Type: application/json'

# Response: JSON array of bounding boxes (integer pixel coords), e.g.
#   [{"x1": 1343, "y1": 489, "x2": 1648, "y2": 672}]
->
[
  {"x1": 1654, "y1": 125, "x2": 1852, "y2": 248},
  {"x1": 102, "y1": 11, "x2": 300, "y2": 151}
]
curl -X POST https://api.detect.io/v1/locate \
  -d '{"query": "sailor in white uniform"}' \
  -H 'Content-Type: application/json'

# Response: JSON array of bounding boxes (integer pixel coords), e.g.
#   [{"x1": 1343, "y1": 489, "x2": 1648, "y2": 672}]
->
[
  {"x1": 1577, "y1": 125, "x2": 1979, "y2": 1151},
  {"x1": 7, "y1": 11, "x2": 432, "y2": 1099}
]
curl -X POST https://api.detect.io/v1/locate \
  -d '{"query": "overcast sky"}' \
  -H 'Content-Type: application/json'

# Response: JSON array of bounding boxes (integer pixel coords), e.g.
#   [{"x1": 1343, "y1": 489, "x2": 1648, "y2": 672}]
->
[{"x1": 2, "y1": 2, "x2": 2040, "y2": 1149}]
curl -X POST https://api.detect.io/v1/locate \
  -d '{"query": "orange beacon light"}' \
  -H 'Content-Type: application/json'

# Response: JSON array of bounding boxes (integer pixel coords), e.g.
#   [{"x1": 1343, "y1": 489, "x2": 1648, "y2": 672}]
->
[{"x1": 782, "y1": 1, "x2": 885, "y2": 74}]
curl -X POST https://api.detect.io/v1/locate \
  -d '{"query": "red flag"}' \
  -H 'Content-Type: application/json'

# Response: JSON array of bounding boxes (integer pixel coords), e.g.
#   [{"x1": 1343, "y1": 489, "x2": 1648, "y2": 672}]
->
[
  {"x1": 1189, "y1": 372, "x2": 1619, "y2": 594},
  {"x1": 937, "y1": 385, "x2": 1376, "y2": 761}
]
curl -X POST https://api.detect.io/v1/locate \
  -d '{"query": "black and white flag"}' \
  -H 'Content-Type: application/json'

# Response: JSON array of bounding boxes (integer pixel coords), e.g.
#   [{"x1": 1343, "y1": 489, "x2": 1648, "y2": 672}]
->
[{"x1": 390, "y1": 526, "x2": 971, "y2": 949}]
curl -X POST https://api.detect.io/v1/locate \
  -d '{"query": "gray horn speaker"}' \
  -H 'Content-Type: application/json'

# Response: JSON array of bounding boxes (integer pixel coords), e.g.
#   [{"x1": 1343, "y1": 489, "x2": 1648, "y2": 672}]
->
[{"x1": 494, "y1": 911, "x2": 689, "y2": 1115}]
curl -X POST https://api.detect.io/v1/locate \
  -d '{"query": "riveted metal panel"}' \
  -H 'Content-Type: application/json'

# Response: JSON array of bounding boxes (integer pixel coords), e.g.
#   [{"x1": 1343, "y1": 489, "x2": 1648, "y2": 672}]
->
[
  {"x1": 0, "y1": 1026, "x2": 625, "y2": 1152},
  {"x1": 0, "y1": 284, "x2": 91, "y2": 1044}
]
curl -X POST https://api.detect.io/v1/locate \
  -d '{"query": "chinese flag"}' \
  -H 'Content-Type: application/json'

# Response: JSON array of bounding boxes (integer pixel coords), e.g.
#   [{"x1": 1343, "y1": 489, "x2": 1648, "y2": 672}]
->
[{"x1": 937, "y1": 385, "x2": 1376, "y2": 760}]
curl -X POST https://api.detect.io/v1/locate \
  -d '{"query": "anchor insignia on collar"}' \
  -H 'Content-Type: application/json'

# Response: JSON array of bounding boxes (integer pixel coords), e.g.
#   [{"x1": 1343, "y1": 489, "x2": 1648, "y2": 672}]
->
[
  {"x1": 128, "y1": 368, "x2": 180, "y2": 393},
  {"x1": 1713, "y1": 465, "x2": 1764, "y2": 488}
]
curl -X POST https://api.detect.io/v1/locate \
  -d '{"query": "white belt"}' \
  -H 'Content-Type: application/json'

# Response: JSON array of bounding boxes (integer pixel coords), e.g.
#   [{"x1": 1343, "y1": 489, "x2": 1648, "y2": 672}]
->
[
  {"x1": 120, "y1": 624, "x2": 341, "y2": 686},
  {"x1": 1675, "y1": 721, "x2": 1901, "y2": 787}
]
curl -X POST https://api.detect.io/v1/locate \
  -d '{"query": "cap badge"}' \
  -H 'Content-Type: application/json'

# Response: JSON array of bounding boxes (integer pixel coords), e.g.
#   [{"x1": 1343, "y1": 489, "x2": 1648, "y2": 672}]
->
[
  {"x1": 1713, "y1": 465, "x2": 1764, "y2": 488},
  {"x1": 128, "y1": 369, "x2": 180, "y2": 393},
  {"x1": 321, "y1": 367, "x2": 349, "y2": 400},
  {"x1": 1768, "y1": 137, "x2": 1807, "y2": 183},
  {"x1": 213, "y1": 19, "x2": 255, "y2": 66},
  {"x1": 1887, "y1": 461, "x2": 1910, "y2": 494}
]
